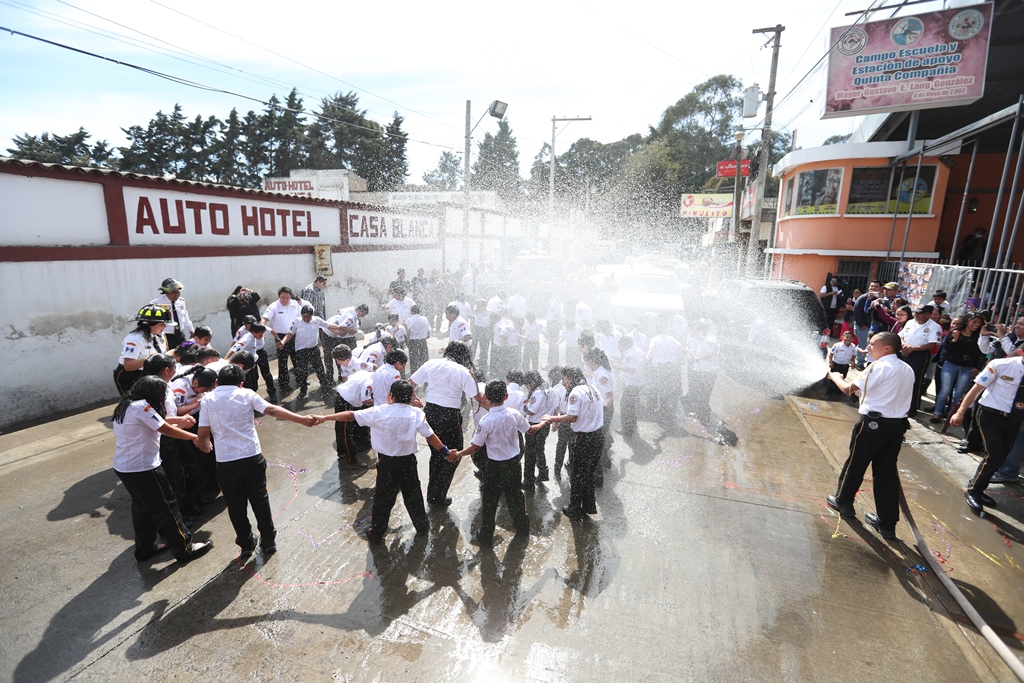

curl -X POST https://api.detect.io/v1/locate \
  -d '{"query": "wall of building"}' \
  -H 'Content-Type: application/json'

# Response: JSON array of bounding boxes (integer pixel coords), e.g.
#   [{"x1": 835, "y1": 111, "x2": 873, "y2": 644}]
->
[{"x1": 0, "y1": 160, "x2": 444, "y2": 430}]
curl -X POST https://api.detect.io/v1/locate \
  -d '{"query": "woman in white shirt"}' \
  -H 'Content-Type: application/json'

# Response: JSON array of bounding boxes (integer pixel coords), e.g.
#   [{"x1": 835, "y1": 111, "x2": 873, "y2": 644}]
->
[
  {"x1": 114, "y1": 305, "x2": 171, "y2": 396},
  {"x1": 584, "y1": 348, "x2": 615, "y2": 487},
  {"x1": 112, "y1": 375, "x2": 212, "y2": 564}
]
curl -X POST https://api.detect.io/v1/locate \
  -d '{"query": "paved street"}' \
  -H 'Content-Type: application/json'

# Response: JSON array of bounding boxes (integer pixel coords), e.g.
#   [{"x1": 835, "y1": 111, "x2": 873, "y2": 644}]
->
[{"x1": 2, "y1": 371, "x2": 1023, "y2": 682}]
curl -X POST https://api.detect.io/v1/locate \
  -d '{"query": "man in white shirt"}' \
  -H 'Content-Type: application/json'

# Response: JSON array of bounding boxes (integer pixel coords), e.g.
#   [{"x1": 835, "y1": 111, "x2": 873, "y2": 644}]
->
[
  {"x1": 372, "y1": 350, "x2": 407, "y2": 407},
  {"x1": 197, "y1": 364, "x2": 315, "y2": 555},
  {"x1": 334, "y1": 368, "x2": 375, "y2": 468},
  {"x1": 409, "y1": 341, "x2": 484, "y2": 507},
  {"x1": 492, "y1": 310, "x2": 519, "y2": 376},
  {"x1": 950, "y1": 345, "x2": 1024, "y2": 512},
  {"x1": 443, "y1": 305, "x2": 472, "y2": 353},
  {"x1": 382, "y1": 289, "x2": 416, "y2": 324},
  {"x1": 541, "y1": 366, "x2": 604, "y2": 519},
  {"x1": 317, "y1": 380, "x2": 448, "y2": 543},
  {"x1": 448, "y1": 380, "x2": 544, "y2": 545},
  {"x1": 647, "y1": 321, "x2": 683, "y2": 425},
  {"x1": 898, "y1": 304, "x2": 942, "y2": 415},
  {"x1": 281, "y1": 305, "x2": 345, "y2": 398},
  {"x1": 404, "y1": 305, "x2": 431, "y2": 373},
  {"x1": 261, "y1": 287, "x2": 305, "y2": 390},
  {"x1": 617, "y1": 336, "x2": 645, "y2": 436},
  {"x1": 826, "y1": 331, "x2": 915, "y2": 540},
  {"x1": 151, "y1": 277, "x2": 194, "y2": 349}
]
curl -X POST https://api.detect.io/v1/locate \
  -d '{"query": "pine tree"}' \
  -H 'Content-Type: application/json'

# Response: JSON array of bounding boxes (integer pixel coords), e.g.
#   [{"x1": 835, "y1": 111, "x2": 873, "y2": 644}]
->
[
  {"x1": 6, "y1": 127, "x2": 112, "y2": 167},
  {"x1": 471, "y1": 118, "x2": 522, "y2": 208},
  {"x1": 423, "y1": 151, "x2": 463, "y2": 190}
]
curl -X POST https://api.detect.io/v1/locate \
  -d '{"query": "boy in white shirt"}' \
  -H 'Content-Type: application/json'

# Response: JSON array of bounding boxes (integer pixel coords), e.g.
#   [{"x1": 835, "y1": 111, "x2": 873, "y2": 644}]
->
[
  {"x1": 827, "y1": 330, "x2": 858, "y2": 395},
  {"x1": 405, "y1": 305, "x2": 431, "y2": 373},
  {"x1": 521, "y1": 312, "x2": 543, "y2": 372},
  {"x1": 617, "y1": 335, "x2": 646, "y2": 436},
  {"x1": 281, "y1": 305, "x2": 345, "y2": 398},
  {"x1": 197, "y1": 365, "x2": 315, "y2": 556}
]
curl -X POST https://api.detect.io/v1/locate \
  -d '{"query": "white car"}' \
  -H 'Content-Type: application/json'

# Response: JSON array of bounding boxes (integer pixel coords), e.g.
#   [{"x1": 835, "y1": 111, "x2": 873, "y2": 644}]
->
[{"x1": 606, "y1": 268, "x2": 685, "y2": 327}]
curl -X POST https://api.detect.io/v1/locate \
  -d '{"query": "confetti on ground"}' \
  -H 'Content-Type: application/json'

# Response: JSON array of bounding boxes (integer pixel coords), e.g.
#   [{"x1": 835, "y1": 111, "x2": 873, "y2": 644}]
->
[
  {"x1": 905, "y1": 564, "x2": 930, "y2": 576},
  {"x1": 807, "y1": 402, "x2": 819, "y2": 412}
]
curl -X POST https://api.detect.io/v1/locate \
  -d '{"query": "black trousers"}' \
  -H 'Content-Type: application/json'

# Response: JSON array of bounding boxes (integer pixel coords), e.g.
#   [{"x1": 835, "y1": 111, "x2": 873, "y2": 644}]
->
[
  {"x1": 275, "y1": 338, "x2": 298, "y2": 385},
  {"x1": 160, "y1": 434, "x2": 202, "y2": 513},
  {"x1": 256, "y1": 348, "x2": 275, "y2": 391},
  {"x1": 834, "y1": 415, "x2": 909, "y2": 530},
  {"x1": 480, "y1": 455, "x2": 529, "y2": 540},
  {"x1": 686, "y1": 370, "x2": 721, "y2": 430},
  {"x1": 408, "y1": 338, "x2": 429, "y2": 374},
  {"x1": 652, "y1": 362, "x2": 682, "y2": 422},
  {"x1": 216, "y1": 454, "x2": 275, "y2": 548},
  {"x1": 546, "y1": 320, "x2": 562, "y2": 368},
  {"x1": 620, "y1": 385, "x2": 641, "y2": 435},
  {"x1": 523, "y1": 341, "x2": 540, "y2": 372},
  {"x1": 334, "y1": 395, "x2": 370, "y2": 462},
  {"x1": 903, "y1": 350, "x2": 930, "y2": 412},
  {"x1": 568, "y1": 430, "x2": 603, "y2": 515},
  {"x1": 554, "y1": 423, "x2": 573, "y2": 474},
  {"x1": 115, "y1": 466, "x2": 196, "y2": 561},
  {"x1": 523, "y1": 423, "x2": 551, "y2": 484},
  {"x1": 113, "y1": 365, "x2": 144, "y2": 396},
  {"x1": 294, "y1": 346, "x2": 328, "y2": 389},
  {"x1": 322, "y1": 335, "x2": 345, "y2": 384},
  {"x1": 425, "y1": 403, "x2": 465, "y2": 502},
  {"x1": 971, "y1": 408, "x2": 1022, "y2": 494},
  {"x1": 370, "y1": 454, "x2": 429, "y2": 541}
]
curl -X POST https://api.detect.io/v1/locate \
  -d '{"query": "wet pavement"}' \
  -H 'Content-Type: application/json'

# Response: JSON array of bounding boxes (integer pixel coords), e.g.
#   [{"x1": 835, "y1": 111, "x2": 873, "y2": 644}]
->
[{"x1": 2, "y1": 372, "x2": 1023, "y2": 682}]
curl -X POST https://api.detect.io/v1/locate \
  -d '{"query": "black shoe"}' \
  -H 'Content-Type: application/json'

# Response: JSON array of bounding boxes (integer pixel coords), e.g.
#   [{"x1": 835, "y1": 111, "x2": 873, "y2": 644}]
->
[
  {"x1": 239, "y1": 534, "x2": 258, "y2": 556},
  {"x1": 261, "y1": 543, "x2": 277, "y2": 555},
  {"x1": 965, "y1": 490, "x2": 984, "y2": 511},
  {"x1": 473, "y1": 469, "x2": 484, "y2": 481},
  {"x1": 826, "y1": 494, "x2": 856, "y2": 517},
  {"x1": 177, "y1": 540, "x2": 212, "y2": 564},
  {"x1": 562, "y1": 506, "x2": 586, "y2": 519},
  {"x1": 929, "y1": 416, "x2": 942, "y2": 424},
  {"x1": 977, "y1": 491, "x2": 998, "y2": 508},
  {"x1": 864, "y1": 513, "x2": 897, "y2": 539},
  {"x1": 537, "y1": 469, "x2": 550, "y2": 482},
  {"x1": 428, "y1": 497, "x2": 453, "y2": 508},
  {"x1": 298, "y1": 387, "x2": 308, "y2": 398}
]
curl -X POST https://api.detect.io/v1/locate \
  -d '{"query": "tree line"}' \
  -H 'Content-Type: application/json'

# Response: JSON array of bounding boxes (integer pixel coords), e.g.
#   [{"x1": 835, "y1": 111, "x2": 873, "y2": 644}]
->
[{"x1": 5, "y1": 88, "x2": 409, "y2": 192}]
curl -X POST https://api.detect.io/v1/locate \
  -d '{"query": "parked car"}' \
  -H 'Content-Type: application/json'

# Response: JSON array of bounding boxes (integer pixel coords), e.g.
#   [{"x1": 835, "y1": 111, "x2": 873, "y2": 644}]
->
[{"x1": 606, "y1": 267, "x2": 686, "y2": 328}]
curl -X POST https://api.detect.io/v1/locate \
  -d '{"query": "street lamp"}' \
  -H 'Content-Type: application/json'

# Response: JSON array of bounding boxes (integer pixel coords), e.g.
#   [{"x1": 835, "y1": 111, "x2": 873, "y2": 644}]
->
[{"x1": 463, "y1": 99, "x2": 507, "y2": 268}]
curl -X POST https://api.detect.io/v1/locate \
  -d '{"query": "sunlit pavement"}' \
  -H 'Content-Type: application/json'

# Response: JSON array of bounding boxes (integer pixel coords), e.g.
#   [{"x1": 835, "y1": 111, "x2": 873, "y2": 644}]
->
[{"x1": 1, "y1": 372, "x2": 1022, "y2": 681}]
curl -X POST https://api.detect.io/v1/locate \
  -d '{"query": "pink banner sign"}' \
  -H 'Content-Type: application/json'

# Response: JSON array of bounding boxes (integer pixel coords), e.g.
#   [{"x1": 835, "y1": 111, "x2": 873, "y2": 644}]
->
[{"x1": 823, "y1": 3, "x2": 992, "y2": 119}]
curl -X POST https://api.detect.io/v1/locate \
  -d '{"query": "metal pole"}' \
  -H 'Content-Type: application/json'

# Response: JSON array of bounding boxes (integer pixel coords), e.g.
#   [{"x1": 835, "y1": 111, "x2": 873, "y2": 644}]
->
[
  {"x1": 898, "y1": 152, "x2": 925, "y2": 261},
  {"x1": 949, "y1": 139, "x2": 978, "y2": 265},
  {"x1": 997, "y1": 122, "x2": 1024, "y2": 269},
  {"x1": 549, "y1": 116, "x2": 556, "y2": 221},
  {"x1": 733, "y1": 135, "x2": 745, "y2": 264},
  {"x1": 885, "y1": 163, "x2": 908, "y2": 259},
  {"x1": 745, "y1": 24, "x2": 785, "y2": 276},
  {"x1": 463, "y1": 100, "x2": 472, "y2": 271},
  {"x1": 1002, "y1": 178, "x2": 1024, "y2": 271},
  {"x1": 980, "y1": 95, "x2": 1024, "y2": 303}
]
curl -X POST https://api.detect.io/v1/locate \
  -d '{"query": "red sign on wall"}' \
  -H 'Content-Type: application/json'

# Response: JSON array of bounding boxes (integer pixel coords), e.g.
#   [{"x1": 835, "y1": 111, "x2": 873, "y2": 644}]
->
[{"x1": 717, "y1": 160, "x2": 751, "y2": 178}]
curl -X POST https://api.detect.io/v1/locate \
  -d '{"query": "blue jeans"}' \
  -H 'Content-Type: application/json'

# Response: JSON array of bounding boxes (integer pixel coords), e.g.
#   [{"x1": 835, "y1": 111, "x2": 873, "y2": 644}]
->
[
  {"x1": 855, "y1": 326, "x2": 870, "y2": 366},
  {"x1": 933, "y1": 363, "x2": 974, "y2": 416},
  {"x1": 996, "y1": 425, "x2": 1024, "y2": 478}
]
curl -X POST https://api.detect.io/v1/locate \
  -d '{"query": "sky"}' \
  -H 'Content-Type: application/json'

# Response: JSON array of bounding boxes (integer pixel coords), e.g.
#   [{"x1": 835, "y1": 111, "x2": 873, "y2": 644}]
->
[{"x1": 0, "y1": 0, "x2": 952, "y2": 183}]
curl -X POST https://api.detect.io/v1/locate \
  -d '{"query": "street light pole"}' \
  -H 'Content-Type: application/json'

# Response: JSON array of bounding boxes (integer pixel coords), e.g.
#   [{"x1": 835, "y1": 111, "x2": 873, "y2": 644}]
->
[
  {"x1": 745, "y1": 24, "x2": 785, "y2": 277},
  {"x1": 549, "y1": 115, "x2": 592, "y2": 221},
  {"x1": 732, "y1": 128, "x2": 745, "y2": 246},
  {"x1": 462, "y1": 99, "x2": 508, "y2": 270}
]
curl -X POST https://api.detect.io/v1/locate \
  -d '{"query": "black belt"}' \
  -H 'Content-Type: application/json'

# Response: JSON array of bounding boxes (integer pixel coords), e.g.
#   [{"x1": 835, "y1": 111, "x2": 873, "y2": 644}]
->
[
  {"x1": 377, "y1": 453, "x2": 414, "y2": 459},
  {"x1": 979, "y1": 405, "x2": 1012, "y2": 418},
  {"x1": 861, "y1": 412, "x2": 906, "y2": 422}
]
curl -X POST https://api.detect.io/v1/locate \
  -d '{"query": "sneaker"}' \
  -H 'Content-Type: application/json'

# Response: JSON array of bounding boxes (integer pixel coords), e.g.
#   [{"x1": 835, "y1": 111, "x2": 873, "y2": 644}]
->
[{"x1": 989, "y1": 473, "x2": 1019, "y2": 484}]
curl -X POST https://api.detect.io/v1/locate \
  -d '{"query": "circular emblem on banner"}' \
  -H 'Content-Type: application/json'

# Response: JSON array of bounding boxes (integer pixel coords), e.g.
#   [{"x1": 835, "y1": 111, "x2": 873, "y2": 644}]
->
[
  {"x1": 949, "y1": 9, "x2": 984, "y2": 40},
  {"x1": 891, "y1": 17, "x2": 924, "y2": 46},
  {"x1": 837, "y1": 27, "x2": 868, "y2": 56},
  {"x1": 898, "y1": 177, "x2": 929, "y2": 205}
]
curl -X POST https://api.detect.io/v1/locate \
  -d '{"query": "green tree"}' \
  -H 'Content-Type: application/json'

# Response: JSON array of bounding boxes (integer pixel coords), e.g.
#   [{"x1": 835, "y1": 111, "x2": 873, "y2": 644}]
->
[
  {"x1": 268, "y1": 88, "x2": 307, "y2": 176},
  {"x1": 179, "y1": 114, "x2": 220, "y2": 181},
  {"x1": 472, "y1": 118, "x2": 523, "y2": 208},
  {"x1": 306, "y1": 91, "x2": 378, "y2": 171},
  {"x1": 118, "y1": 104, "x2": 188, "y2": 176},
  {"x1": 823, "y1": 133, "x2": 852, "y2": 145},
  {"x1": 6, "y1": 127, "x2": 112, "y2": 167},
  {"x1": 239, "y1": 108, "x2": 271, "y2": 186},
  {"x1": 423, "y1": 151, "x2": 463, "y2": 190},
  {"x1": 211, "y1": 108, "x2": 246, "y2": 186}
]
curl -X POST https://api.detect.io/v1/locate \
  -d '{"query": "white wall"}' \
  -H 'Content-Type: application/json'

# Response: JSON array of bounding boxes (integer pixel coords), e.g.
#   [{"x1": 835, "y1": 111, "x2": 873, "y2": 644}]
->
[{"x1": 0, "y1": 247, "x2": 442, "y2": 430}]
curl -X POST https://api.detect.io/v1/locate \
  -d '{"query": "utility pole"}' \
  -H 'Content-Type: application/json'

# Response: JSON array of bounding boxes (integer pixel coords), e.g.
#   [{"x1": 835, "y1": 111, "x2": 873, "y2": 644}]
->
[
  {"x1": 745, "y1": 24, "x2": 785, "y2": 277},
  {"x1": 550, "y1": 115, "x2": 592, "y2": 221},
  {"x1": 463, "y1": 100, "x2": 472, "y2": 271}
]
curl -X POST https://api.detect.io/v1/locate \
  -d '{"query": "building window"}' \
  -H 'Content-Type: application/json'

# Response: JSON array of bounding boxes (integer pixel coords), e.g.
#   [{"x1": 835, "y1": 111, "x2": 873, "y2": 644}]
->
[
  {"x1": 794, "y1": 168, "x2": 843, "y2": 215},
  {"x1": 837, "y1": 259, "x2": 872, "y2": 297},
  {"x1": 846, "y1": 165, "x2": 937, "y2": 215}
]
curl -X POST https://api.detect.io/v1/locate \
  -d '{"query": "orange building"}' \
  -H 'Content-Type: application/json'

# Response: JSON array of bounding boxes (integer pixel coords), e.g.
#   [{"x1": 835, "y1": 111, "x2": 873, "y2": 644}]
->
[{"x1": 768, "y1": 141, "x2": 953, "y2": 291}]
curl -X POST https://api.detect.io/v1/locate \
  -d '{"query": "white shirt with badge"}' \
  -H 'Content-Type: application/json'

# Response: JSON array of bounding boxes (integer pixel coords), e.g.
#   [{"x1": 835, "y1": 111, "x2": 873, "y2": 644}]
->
[
  {"x1": 385, "y1": 297, "x2": 415, "y2": 323},
  {"x1": 526, "y1": 386, "x2": 556, "y2": 424},
  {"x1": 899, "y1": 318, "x2": 942, "y2": 349},
  {"x1": 410, "y1": 358, "x2": 477, "y2": 409},
  {"x1": 852, "y1": 353, "x2": 914, "y2": 418},
  {"x1": 337, "y1": 358, "x2": 373, "y2": 383},
  {"x1": 359, "y1": 342, "x2": 387, "y2": 368},
  {"x1": 336, "y1": 307, "x2": 361, "y2": 337},
  {"x1": 449, "y1": 317, "x2": 471, "y2": 343},
  {"x1": 231, "y1": 331, "x2": 258, "y2": 356},
  {"x1": 385, "y1": 323, "x2": 408, "y2": 345},
  {"x1": 493, "y1": 318, "x2": 518, "y2": 347},
  {"x1": 198, "y1": 385, "x2": 272, "y2": 462},
  {"x1": 119, "y1": 330, "x2": 161, "y2": 364},
  {"x1": 830, "y1": 341, "x2": 857, "y2": 366},
  {"x1": 472, "y1": 405, "x2": 531, "y2": 461},
  {"x1": 263, "y1": 299, "x2": 304, "y2": 335},
  {"x1": 567, "y1": 383, "x2": 604, "y2": 432},
  {"x1": 589, "y1": 367, "x2": 614, "y2": 401},
  {"x1": 354, "y1": 402, "x2": 434, "y2": 456},
  {"x1": 112, "y1": 400, "x2": 165, "y2": 472},
  {"x1": 337, "y1": 370, "x2": 374, "y2": 406},
  {"x1": 974, "y1": 356, "x2": 1024, "y2": 413},
  {"x1": 171, "y1": 375, "x2": 202, "y2": 415}
]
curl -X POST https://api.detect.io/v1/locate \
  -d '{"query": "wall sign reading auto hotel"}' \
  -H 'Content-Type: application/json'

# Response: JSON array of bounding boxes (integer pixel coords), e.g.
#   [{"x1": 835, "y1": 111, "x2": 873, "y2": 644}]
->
[{"x1": 123, "y1": 187, "x2": 438, "y2": 248}]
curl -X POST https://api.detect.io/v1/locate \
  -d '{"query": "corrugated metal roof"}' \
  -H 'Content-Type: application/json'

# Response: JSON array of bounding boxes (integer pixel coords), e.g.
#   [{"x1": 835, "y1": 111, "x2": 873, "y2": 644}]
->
[{"x1": 0, "y1": 157, "x2": 336, "y2": 203}]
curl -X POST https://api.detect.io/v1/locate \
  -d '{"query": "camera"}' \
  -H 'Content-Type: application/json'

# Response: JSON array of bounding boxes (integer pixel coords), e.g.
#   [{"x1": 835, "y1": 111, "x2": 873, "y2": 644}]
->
[{"x1": 985, "y1": 323, "x2": 997, "y2": 332}]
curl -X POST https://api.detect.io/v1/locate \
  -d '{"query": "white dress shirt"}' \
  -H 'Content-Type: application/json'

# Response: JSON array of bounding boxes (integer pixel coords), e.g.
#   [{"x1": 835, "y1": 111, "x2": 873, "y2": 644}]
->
[
  {"x1": 354, "y1": 403, "x2": 434, "y2": 456},
  {"x1": 975, "y1": 356, "x2": 1024, "y2": 412},
  {"x1": 405, "y1": 314, "x2": 430, "y2": 340},
  {"x1": 337, "y1": 370, "x2": 374, "y2": 405},
  {"x1": 410, "y1": 358, "x2": 478, "y2": 408},
  {"x1": 372, "y1": 363, "x2": 403, "y2": 406},
  {"x1": 853, "y1": 354, "x2": 914, "y2": 418},
  {"x1": 567, "y1": 383, "x2": 604, "y2": 432},
  {"x1": 263, "y1": 299, "x2": 303, "y2": 335},
  {"x1": 449, "y1": 317, "x2": 471, "y2": 343},
  {"x1": 112, "y1": 400, "x2": 165, "y2": 472},
  {"x1": 471, "y1": 405, "x2": 530, "y2": 461},
  {"x1": 198, "y1": 385, "x2": 272, "y2": 462}
]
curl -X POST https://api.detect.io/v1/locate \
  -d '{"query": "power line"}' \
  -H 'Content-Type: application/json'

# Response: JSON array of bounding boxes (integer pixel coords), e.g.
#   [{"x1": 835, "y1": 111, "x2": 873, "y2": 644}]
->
[
  {"x1": 0, "y1": 25, "x2": 455, "y2": 150},
  {"x1": 148, "y1": 0, "x2": 455, "y2": 132}
]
